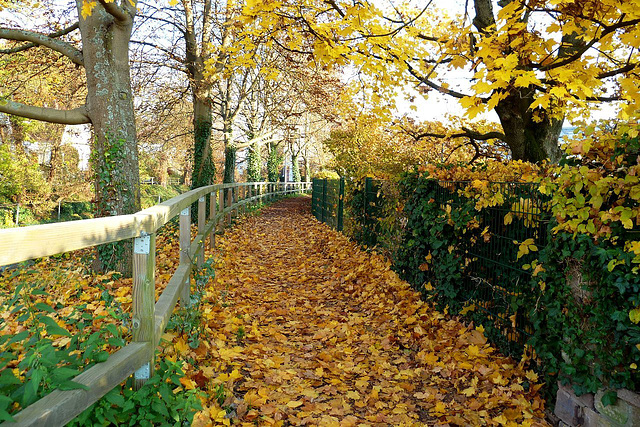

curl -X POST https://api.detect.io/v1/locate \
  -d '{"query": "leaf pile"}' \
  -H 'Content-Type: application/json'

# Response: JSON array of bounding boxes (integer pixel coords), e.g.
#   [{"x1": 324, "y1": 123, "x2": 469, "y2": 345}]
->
[{"x1": 177, "y1": 198, "x2": 548, "y2": 426}]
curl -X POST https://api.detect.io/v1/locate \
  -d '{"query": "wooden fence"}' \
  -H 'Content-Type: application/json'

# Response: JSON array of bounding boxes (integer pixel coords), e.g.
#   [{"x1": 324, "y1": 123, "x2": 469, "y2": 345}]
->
[{"x1": 0, "y1": 181, "x2": 311, "y2": 426}]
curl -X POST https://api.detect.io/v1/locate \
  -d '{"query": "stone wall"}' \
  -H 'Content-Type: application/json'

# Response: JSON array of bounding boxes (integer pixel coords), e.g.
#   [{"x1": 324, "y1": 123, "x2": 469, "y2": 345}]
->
[{"x1": 555, "y1": 382, "x2": 640, "y2": 426}]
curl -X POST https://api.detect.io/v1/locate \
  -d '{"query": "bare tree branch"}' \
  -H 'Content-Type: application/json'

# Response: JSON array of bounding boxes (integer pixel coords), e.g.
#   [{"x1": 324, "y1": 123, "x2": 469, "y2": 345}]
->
[
  {"x1": 0, "y1": 27, "x2": 84, "y2": 66},
  {"x1": 406, "y1": 125, "x2": 505, "y2": 142},
  {"x1": 405, "y1": 62, "x2": 477, "y2": 100},
  {"x1": 0, "y1": 99, "x2": 90, "y2": 125},
  {"x1": 0, "y1": 22, "x2": 79, "y2": 55},
  {"x1": 98, "y1": 0, "x2": 132, "y2": 24},
  {"x1": 131, "y1": 40, "x2": 186, "y2": 64}
]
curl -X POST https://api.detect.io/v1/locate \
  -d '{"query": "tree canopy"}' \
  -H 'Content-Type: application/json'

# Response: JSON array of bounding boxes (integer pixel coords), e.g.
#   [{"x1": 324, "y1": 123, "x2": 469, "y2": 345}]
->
[{"x1": 241, "y1": 0, "x2": 640, "y2": 163}]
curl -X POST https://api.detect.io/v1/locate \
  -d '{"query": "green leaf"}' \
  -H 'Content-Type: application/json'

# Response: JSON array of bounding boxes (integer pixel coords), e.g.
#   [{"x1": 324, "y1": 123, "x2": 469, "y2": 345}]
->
[
  {"x1": 40, "y1": 316, "x2": 70, "y2": 337},
  {"x1": 104, "y1": 389, "x2": 125, "y2": 407},
  {"x1": 57, "y1": 380, "x2": 89, "y2": 391},
  {"x1": 34, "y1": 302, "x2": 55, "y2": 313},
  {"x1": 8, "y1": 331, "x2": 29, "y2": 344},
  {"x1": 51, "y1": 368, "x2": 80, "y2": 383},
  {"x1": 0, "y1": 369, "x2": 21, "y2": 387},
  {"x1": 22, "y1": 369, "x2": 43, "y2": 407}
]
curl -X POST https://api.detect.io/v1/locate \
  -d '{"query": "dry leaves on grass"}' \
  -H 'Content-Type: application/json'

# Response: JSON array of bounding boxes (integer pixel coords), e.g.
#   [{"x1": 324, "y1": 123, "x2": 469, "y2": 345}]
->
[{"x1": 169, "y1": 198, "x2": 549, "y2": 426}]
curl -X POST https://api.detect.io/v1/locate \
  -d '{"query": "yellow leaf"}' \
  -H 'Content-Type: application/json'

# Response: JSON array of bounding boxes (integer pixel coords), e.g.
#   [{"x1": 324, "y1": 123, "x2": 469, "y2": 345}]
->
[
  {"x1": 431, "y1": 401, "x2": 446, "y2": 415},
  {"x1": 174, "y1": 338, "x2": 189, "y2": 354},
  {"x1": 504, "y1": 212, "x2": 513, "y2": 225},
  {"x1": 460, "y1": 303, "x2": 475, "y2": 315},
  {"x1": 179, "y1": 376, "x2": 196, "y2": 390},
  {"x1": 461, "y1": 386, "x2": 476, "y2": 397},
  {"x1": 346, "y1": 390, "x2": 360, "y2": 400},
  {"x1": 81, "y1": 1, "x2": 97, "y2": 18},
  {"x1": 630, "y1": 308, "x2": 640, "y2": 324},
  {"x1": 286, "y1": 400, "x2": 303, "y2": 408}
]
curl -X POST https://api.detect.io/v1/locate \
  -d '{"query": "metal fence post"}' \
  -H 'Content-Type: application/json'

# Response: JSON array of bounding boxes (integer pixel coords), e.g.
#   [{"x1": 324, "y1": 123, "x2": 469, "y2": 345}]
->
[{"x1": 321, "y1": 178, "x2": 327, "y2": 223}]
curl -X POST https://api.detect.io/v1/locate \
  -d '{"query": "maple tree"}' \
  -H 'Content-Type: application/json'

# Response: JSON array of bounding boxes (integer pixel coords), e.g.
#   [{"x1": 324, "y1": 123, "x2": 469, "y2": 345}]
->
[{"x1": 242, "y1": 0, "x2": 640, "y2": 163}]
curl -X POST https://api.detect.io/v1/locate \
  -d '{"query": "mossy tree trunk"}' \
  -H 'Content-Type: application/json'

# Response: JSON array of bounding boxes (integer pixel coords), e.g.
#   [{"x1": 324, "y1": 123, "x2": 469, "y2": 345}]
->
[
  {"x1": 267, "y1": 143, "x2": 283, "y2": 182},
  {"x1": 246, "y1": 141, "x2": 262, "y2": 182},
  {"x1": 77, "y1": 0, "x2": 140, "y2": 276}
]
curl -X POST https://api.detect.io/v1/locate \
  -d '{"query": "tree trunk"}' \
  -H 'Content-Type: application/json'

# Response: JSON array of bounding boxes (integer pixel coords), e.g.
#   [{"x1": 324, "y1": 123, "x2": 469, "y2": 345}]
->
[
  {"x1": 267, "y1": 143, "x2": 282, "y2": 182},
  {"x1": 192, "y1": 95, "x2": 215, "y2": 188},
  {"x1": 472, "y1": 0, "x2": 563, "y2": 164},
  {"x1": 47, "y1": 125, "x2": 66, "y2": 183},
  {"x1": 158, "y1": 151, "x2": 168, "y2": 186},
  {"x1": 495, "y1": 94, "x2": 563, "y2": 163},
  {"x1": 77, "y1": 1, "x2": 140, "y2": 275},
  {"x1": 291, "y1": 152, "x2": 301, "y2": 182},
  {"x1": 223, "y1": 144, "x2": 237, "y2": 183},
  {"x1": 246, "y1": 141, "x2": 261, "y2": 182}
]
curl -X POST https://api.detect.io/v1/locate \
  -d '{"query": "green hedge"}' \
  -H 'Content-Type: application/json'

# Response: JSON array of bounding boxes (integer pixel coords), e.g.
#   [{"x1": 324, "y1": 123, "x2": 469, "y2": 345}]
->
[{"x1": 347, "y1": 172, "x2": 640, "y2": 397}]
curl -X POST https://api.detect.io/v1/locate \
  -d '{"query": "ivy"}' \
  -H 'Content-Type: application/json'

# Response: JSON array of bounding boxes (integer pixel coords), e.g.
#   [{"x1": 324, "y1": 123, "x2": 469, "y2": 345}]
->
[
  {"x1": 346, "y1": 131, "x2": 640, "y2": 398},
  {"x1": 267, "y1": 145, "x2": 283, "y2": 183},
  {"x1": 90, "y1": 133, "x2": 131, "y2": 274}
]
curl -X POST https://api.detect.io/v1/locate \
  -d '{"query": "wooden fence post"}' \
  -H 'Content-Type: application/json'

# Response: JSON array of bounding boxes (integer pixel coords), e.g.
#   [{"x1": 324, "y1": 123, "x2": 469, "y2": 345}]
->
[
  {"x1": 180, "y1": 207, "x2": 191, "y2": 307},
  {"x1": 132, "y1": 232, "x2": 156, "y2": 389},
  {"x1": 197, "y1": 197, "x2": 205, "y2": 269},
  {"x1": 227, "y1": 188, "x2": 233, "y2": 224},
  {"x1": 233, "y1": 185, "x2": 238, "y2": 218},
  {"x1": 209, "y1": 191, "x2": 217, "y2": 250}
]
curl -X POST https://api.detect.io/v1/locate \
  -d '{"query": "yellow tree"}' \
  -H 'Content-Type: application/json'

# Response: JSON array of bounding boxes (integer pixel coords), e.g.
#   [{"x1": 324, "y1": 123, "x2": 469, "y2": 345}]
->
[{"x1": 242, "y1": 0, "x2": 640, "y2": 163}]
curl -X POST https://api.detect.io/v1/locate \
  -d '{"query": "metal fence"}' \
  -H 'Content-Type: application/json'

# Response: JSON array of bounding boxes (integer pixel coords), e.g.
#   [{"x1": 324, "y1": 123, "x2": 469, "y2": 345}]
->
[
  {"x1": 311, "y1": 178, "x2": 344, "y2": 231},
  {"x1": 350, "y1": 178, "x2": 550, "y2": 357},
  {"x1": 431, "y1": 180, "x2": 549, "y2": 355}
]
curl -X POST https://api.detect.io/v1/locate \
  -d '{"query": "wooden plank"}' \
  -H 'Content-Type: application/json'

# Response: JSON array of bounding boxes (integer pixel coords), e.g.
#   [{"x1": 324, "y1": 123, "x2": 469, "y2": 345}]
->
[
  {"x1": 0, "y1": 184, "x2": 229, "y2": 267},
  {"x1": 179, "y1": 207, "x2": 191, "y2": 307},
  {"x1": 3, "y1": 342, "x2": 152, "y2": 427},
  {"x1": 132, "y1": 233, "x2": 156, "y2": 390},
  {"x1": 154, "y1": 263, "x2": 190, "y2": 342},
  {"x1": 0, "y1": 214, "x2": 140, "y2": 266},
  {"x1": 136, "y1": 184, "x2": 220, "y2": 232}
]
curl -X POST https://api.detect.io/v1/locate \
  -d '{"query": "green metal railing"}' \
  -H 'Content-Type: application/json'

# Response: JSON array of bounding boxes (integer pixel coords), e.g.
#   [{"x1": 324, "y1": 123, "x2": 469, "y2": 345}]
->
[
  {"x1": 431, "y1": 180, "x2": 549, "y2": 355},
  {"x1": 350, "y1": 177, "x2": 550, "y2": 357},
  {"x1": 311, "y1": 178, "x2": 344, "y2": 231}
]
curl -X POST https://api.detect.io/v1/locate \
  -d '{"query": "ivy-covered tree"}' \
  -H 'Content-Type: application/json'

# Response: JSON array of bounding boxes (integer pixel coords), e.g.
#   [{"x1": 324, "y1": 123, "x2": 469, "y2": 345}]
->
[
  {"x1": 246, "y1": 142, "x2": 262, "y2": 182},
  {"x1": 266, "y1": 143, "x2": 283, "y2": 182}
]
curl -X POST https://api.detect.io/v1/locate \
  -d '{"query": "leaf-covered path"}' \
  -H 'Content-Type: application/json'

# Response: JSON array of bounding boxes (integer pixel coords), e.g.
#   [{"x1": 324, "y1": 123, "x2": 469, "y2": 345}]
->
[{"x1": 185, "y1": 197, "x2": 548, "y2": 426}]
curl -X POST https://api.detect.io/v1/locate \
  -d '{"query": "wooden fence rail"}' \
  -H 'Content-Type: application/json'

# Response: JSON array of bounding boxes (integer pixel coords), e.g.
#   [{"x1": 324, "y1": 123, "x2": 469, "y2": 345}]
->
[{"x1": 0, "y1": 181, "x2": 311, "y2": 426}]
